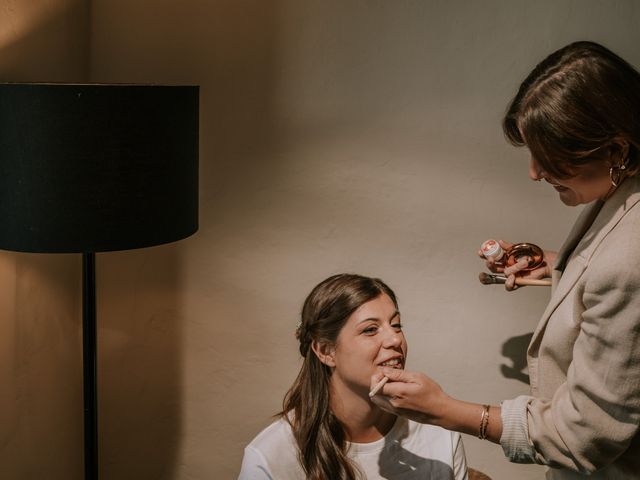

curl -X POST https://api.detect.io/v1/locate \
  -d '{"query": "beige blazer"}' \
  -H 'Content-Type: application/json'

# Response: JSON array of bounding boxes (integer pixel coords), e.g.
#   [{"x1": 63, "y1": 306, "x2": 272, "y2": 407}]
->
[{"x1": 526, "y1": 175, "x2": 640, "y2": 479}]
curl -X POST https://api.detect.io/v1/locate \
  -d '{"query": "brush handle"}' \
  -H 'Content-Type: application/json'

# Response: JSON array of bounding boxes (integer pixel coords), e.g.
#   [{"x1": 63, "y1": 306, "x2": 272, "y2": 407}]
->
[
  {"x1": 369, "y1": 376, "x2": 389, "y2": 397},
  {"x1": 515, "y1": 278, "x2": 552, "y2": 287}
]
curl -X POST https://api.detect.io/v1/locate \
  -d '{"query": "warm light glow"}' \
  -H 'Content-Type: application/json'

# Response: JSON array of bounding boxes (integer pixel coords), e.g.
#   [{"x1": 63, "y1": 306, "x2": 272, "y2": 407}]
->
[{"x1": 0, "y1": 0, "x2": 71, "y2": 48}]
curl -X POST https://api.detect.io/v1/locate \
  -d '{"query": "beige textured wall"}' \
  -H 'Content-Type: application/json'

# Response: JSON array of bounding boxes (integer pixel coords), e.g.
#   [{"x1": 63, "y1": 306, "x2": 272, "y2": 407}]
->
[
  {"x1": 0, "y1": 1, "x2": 89, "y2": 478},
  {"x1": 3, "y1": 1, "x2": 640, "y2": 479},
  {"x1": 89, "y1": 2, "x2": 640, "y2": 479}
]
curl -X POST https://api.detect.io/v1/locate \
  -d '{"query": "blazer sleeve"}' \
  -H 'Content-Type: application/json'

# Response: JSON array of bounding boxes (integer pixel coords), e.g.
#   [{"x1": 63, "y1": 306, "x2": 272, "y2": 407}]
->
[{"x1": 525, "y1": 226, "x2": 640, "y2": 473}]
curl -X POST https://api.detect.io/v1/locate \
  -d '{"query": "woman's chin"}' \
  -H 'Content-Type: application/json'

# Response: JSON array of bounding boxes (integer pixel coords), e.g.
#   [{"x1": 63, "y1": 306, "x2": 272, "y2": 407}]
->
[{"x1": 557, "y1": 190, "x2": 579, "y2": 206}]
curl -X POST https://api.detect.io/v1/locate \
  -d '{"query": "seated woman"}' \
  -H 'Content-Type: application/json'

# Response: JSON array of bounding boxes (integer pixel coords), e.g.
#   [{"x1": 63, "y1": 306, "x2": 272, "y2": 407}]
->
[{"x1": 239, "y1": 273, "x2": 468, "y2": 479}]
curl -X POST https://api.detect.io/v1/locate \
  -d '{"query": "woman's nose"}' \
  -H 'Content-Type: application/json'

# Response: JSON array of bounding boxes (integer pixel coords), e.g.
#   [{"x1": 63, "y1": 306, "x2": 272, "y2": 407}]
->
[
  {"x1": 382, "y1": 328, "x2": 402, "y2": 348},
  {"x1": 529, "y1": 157, "x2": 544, "y2": 181}
]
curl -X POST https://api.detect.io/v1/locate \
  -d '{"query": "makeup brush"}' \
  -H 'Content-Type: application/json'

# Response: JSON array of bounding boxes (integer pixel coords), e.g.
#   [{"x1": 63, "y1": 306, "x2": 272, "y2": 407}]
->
[
  {"x1": 369, "y1": 376, "x2": 389, "y2": 397},
  {"x1": 478, "y1": 272, "x2": 551, "y2": 287}
]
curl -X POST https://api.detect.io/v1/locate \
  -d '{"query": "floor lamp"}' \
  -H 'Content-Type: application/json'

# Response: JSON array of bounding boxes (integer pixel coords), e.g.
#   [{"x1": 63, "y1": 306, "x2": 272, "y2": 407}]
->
[{"x1": 0, "y1": 83, "x2": 199, "y2": 479}]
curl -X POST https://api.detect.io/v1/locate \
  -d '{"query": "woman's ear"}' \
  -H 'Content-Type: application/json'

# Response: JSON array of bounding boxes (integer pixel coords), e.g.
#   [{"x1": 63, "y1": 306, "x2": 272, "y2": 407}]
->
[
  {"x1": 609, "y1": 138, "x2": 630, "y2": 165},
  {"x1": 311, "y1": 340, "x2": 336, "y2": 367}
]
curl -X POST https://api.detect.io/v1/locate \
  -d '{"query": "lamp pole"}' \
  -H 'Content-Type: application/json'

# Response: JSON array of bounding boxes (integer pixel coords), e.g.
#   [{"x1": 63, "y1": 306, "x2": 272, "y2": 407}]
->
[{"x1": 82, "y1": 252, "x2": 98, "y2": 479}]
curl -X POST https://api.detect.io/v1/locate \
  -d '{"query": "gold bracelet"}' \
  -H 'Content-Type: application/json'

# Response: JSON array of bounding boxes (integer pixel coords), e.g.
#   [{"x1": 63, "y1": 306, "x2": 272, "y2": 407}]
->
[{"x1": 478, "y1": 404, "x2": 490, "y2": 440}]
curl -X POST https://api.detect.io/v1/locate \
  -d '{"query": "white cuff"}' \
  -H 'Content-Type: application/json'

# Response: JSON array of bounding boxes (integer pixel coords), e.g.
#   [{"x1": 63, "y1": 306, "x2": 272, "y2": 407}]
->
[{"x1": 500, "y1": 395, "x2": 537, "y2": 464}]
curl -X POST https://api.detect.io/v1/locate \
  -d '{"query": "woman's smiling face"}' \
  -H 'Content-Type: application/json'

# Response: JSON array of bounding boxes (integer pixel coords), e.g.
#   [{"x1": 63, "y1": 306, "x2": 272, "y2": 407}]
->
[
  {"x1": 327, "y1": 293, "x2": 407, "y2": 397},
  {"x1": 528, "y1": 155, "x2": 615, "y2": 206}
]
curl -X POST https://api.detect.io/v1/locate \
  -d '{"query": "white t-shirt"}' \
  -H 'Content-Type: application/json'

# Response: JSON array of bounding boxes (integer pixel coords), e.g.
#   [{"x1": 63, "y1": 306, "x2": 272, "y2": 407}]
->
[{"x1": 238, "y1": 416, "x2": 468, "y2": 479}]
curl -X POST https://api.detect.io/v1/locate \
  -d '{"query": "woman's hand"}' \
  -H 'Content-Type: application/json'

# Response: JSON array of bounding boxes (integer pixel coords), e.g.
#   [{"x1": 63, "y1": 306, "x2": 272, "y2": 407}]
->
[
  {"x1": 370, "y1": 367, "x2": 504, "y2": 443},
  {"x1": 369, "y1": 368, "x2": 450, "y2": 425},
  {"x1": 477, "y1": 239, "x2": 557, "y2": 291}
]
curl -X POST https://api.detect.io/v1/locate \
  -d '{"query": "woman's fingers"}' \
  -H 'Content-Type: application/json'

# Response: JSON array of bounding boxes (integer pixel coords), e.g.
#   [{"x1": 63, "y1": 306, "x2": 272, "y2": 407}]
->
[
  {"x1": 497, "y1": 239, "x2": 514, "y2": 251},
  {"x1": 371, "y1": 370, "x2": 386, "y2": 386},
  {"x1": 378, "y1": 368, "x2": 432, "y2": 402},
  {"x1": 503, "y1": 256, "x2": 530, "y2": 276},
  {"x1": 519, "y1": 266, "x2": 548, "y2": 280},
  {"x1": 370, "y1": 368, "x2": 446, "y2": 424},
  {"x1": 370, "y1": 368, "x2": 417, "y2": 400},
  {"x1": 478, "y1": 239, "x2": 515, "y2": 273},
  {"x1": 486, "y1": 258, "x2": 504, "y2": 273},
  {"x1": 380, "y1": 366, "x2": 413, "y2": 382},
  {"x1": 369, "y1": 391, "x2": 398, "y2": 412}
]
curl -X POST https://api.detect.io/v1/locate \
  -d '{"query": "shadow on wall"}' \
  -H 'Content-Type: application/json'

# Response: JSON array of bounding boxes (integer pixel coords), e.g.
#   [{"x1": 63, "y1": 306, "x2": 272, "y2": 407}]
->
[
  {"x1": 500, "y1": 332, "x2": 533, "y2": 385},
  {"x1": 0, "y1": 253, "x2": 83, "y2": 479},
  {"x1": 0, "y1": 1, "x2": 89, "y2": 479},
  {"x1": 98, "y1": 245, "x2": 187, "y2": 480},
  {"x1": 88, "y1": 0, "x2": 284, "y2": 478}
]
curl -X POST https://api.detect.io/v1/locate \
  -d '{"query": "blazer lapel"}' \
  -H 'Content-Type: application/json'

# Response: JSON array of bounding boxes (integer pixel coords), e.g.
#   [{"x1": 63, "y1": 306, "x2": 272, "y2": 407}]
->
[{"x1": 529, "y1": 175, "x2": 640, "y2": 357}]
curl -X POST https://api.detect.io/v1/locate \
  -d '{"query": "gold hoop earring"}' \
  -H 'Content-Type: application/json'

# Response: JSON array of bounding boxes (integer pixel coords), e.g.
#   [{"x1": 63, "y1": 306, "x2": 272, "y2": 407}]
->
[{"x1": 610, "y1": 163, "x2": 627, "y2": 187}]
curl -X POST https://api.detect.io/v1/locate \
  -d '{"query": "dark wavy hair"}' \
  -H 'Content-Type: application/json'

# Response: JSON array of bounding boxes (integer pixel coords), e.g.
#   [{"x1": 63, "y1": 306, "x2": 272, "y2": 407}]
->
[
  {"x1": 503, "y1": 41, "x2": 640, "y2": 179},
  {"x1": 280, "y1": 273, "x2": 398, "y2": 480}
]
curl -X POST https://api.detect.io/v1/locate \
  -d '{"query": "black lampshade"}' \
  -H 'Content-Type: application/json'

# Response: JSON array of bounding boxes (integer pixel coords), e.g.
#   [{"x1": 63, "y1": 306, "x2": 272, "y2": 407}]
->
[{"x1": 0, "y1": 83, "x2": 199, "y2": 253}]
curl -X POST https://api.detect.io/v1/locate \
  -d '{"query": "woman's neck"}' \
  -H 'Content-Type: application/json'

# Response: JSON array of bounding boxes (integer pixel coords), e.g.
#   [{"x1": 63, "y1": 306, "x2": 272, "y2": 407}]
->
[
  {"x1": 601, "y1": 174, "x2": 629, "y2": 201},
  {"x1": 329, "y1": 382, "x2": 397, "y2": 443}
]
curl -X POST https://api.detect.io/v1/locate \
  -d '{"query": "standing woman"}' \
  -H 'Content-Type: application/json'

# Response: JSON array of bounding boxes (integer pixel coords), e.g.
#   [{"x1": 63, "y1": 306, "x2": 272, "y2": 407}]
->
[{"x1": 370, "y1": 41, "x2": 640, "y2": 479}]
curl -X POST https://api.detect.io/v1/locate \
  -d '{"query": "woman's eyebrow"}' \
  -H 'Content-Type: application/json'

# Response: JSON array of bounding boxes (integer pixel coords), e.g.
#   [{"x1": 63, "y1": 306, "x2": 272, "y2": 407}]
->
[
  {"x1": 356, "y1": 311, "x2": 400, "y2": 325},
  {"x1": 356, "y1": 317, "x2": 381, "y2": 325}
]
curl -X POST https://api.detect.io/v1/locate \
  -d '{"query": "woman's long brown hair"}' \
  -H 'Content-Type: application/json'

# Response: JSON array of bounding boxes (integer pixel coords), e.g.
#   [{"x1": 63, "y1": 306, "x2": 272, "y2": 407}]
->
[
  {"x1": 503, "y1": 41, "x2": 640, "y2": 179},
  {"x1": 280, "y1": 273, "x2": 398, "y2": 480}
]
